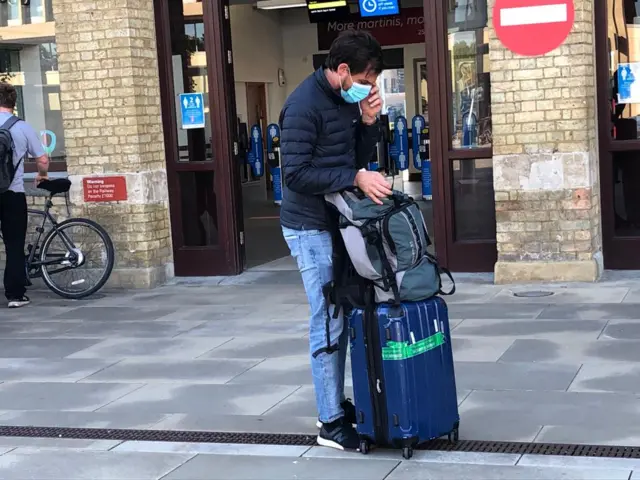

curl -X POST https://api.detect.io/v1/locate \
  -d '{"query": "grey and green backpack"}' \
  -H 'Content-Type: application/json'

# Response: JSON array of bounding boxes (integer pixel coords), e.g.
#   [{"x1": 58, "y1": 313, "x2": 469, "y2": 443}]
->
[{"x1": 325, "y1": 189, "x2": 455, "y2": 305}]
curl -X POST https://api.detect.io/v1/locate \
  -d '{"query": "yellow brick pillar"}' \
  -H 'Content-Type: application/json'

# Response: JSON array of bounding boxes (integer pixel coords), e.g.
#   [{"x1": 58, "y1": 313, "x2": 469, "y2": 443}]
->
[
  {"x1": 489, "y1": 0, "x2": 603, "y2": 283},
  {"x1": 53, "y1": 0, "x2": 173, "y2": 288}
]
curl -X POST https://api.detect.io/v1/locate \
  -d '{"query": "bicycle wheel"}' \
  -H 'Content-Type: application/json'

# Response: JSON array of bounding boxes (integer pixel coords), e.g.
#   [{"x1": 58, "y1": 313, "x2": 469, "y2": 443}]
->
[{"x1": 40, "y1": 218, "x2": 115, "y2": 299}]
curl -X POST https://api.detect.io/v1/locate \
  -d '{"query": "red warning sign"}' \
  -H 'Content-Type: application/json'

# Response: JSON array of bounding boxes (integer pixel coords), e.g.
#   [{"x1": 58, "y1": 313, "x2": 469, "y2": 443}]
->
[
  {"x1": 493, "y1": 0, "x2": 574, "y2": 57},
  {"x1": 83, "y1": 176, "x2": 127, "y2": 203}
]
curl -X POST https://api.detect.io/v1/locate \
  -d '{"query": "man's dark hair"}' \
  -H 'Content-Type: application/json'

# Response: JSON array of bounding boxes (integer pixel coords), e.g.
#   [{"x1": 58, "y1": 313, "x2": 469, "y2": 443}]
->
[
  {"x1": 325, "y1": 30, "x2": 384, "y2": 76},
  {"x1": 0, "y1": 83, "x2": 16, "y2": 110}
]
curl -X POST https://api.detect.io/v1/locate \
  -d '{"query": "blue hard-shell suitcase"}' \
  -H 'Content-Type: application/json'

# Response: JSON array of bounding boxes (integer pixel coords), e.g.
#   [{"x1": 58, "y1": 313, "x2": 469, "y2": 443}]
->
[{"x1": 348, "y1": 296, "x2": 460, "y2": 459}]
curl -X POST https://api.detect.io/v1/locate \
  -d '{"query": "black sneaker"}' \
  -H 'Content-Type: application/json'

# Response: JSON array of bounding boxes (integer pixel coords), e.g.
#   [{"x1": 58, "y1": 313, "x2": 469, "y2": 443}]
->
[
  {"x1": 316, "y1": 399, "x2": 357, "y2": 429},
  {"x1": 7, "y1": 296, "x2": 30, "y2": 308},
  {"x1": 317, "y1": 418, "x2": 360, "y2": 451}
]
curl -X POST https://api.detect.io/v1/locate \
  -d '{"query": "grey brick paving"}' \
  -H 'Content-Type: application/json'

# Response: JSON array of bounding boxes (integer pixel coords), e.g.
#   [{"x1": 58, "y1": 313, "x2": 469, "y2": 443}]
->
[
  {"x1": 81, "y1": 358, "x2": 263, "y2": 384},
  {"x1": 0, "y1": 410, "x2": 169, "y2": 429},
  {"x1": 0, "y1": 276, "x2": 638, "y2": 477},
  {"x1": 0, "y1": 382, "x2": 143, "y2": 411},
  {"x1": 0, "y1": 450, "x2": 194, "y2": 479},
  {"x1": 97, "y1": 383, "x2": 301, "y2": 416},
  {"x1": 162, "y1": 454, "x2": 400, "y2": 480},
  {"x1": 385, "y1": 462, "x2": 631, "y2": 479}
]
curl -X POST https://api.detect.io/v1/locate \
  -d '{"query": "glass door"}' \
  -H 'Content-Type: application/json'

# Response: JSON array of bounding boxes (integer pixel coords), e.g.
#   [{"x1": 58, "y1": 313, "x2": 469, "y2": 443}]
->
[
  {"x1": 426, "y1": 0, "x2": 496, "y2": 272},
  {"x1": 596, "y1": 0, "x2": 640, "y2": 269},
  {"x1": 155, "y1": 0, "x2": 242, "y2": 276}
]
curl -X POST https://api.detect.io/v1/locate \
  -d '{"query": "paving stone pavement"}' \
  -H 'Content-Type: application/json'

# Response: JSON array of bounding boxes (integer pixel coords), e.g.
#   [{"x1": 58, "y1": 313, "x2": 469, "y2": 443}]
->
[{"x1": 1, "y1": 261, "x2": 640, "y2": 478}]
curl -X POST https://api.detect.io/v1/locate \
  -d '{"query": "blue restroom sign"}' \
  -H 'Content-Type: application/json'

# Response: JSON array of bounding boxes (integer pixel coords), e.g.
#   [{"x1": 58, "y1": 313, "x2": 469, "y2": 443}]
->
[
  {"x1": 411, "y1": 115, "x2": 424, "y2": 170},
  {"x1": 359, "y1": 0, "x2": 400, "y2": 17},
  {"x1": 421, "y1": 125, "x2": 432, "y2": 201},
  {"x1": 393, "y1": 116, "x2": 409, "y2": 171},
  {"x1": 267, "y1": 123, "x2": 282, "y2": 205},
  {"x1": 179, "y1": 93, "x2": 205, "y2": 130},
  {"x1": 247, "y1": 124, "x2": 264, "y2": 178}
]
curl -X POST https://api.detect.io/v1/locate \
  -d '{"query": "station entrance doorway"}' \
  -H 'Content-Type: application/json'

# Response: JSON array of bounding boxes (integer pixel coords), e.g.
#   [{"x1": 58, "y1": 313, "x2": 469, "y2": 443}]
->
[{"x1": 154, "y1": 0, "x2": 496, "y2": 276}]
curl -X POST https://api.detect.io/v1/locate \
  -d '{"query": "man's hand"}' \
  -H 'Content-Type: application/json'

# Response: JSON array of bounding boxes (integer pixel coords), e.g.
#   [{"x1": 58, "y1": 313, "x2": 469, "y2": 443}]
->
[
  {"x1": 34, "y1": 155, "x2": 49, "y2": 187},
  {"x1": 354, "y1": 170, "x2": 392, "y2": 205},
  {"x1": 360, "y1": 86, "x2": 382, "y2": 125},
  {"x1": 35, "y1": 173, "x2": 48, "y2": 186}
]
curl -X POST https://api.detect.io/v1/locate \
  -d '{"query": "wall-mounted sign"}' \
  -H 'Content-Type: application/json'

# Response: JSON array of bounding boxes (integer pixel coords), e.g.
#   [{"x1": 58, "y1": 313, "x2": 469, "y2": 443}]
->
[
  {"x1": 83, "y1": 176, "x2": 127, "y2": 203},
  {"x1": 247, "y1": 124, "x2": 264, "y2": 178},
  {"x1": 359, "y1": 0, "x2": 400, "y2": 18},
  {"x1": 266, "y1": 123, "x2": 282, "y2": 205},
  {"x1": 617, "y1": 63, "x2": 640, "y2": 104},
  {"x1": 411, "y1": 115, "x2": 424, "y2": 170},
  {"x1": 421, "y1": 125, "x2": 432, "y2": 201},
  {"x1": 389, "y1": 116, "x2": 408, "y2": 171},
  {"x1": 179, "y1": 93, "x2": 205, "y2": 130},
  {"x1": 493, "y1": 0, "x2": 574, "y2": 56},
  {"x1": 317, "y1": 7, "x2": 424, "y2": 50}
]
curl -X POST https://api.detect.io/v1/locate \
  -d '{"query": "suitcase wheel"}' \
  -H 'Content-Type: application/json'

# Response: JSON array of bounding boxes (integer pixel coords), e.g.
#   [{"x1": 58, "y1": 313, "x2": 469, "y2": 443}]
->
[
  {"x1": 447, "y1": 427, "x2": 460, "y2": 444},
  {"x1": 402, "y1": 446, "x2": 413, "y2": 459},
  {"x1": 359, "y1": 439, "x2": 370, "y2": 455}
]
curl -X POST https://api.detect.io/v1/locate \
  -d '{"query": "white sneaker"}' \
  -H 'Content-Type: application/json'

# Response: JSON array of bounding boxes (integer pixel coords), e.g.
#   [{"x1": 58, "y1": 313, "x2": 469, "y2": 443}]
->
[{"x1": 8, "y1": 296, "x2": 30, "y2": 308}]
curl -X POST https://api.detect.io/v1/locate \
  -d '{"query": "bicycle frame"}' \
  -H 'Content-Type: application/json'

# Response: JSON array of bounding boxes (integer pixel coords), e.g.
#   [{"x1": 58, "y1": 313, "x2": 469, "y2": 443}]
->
[{"x1": 25, "y1": 197, "x2": 79, "y2": 279}]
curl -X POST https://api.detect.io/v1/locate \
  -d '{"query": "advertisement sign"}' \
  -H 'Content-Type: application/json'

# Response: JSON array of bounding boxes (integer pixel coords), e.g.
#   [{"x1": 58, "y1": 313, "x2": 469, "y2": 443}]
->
[
  {"x1": 247, "y1": 124, "x2": 264, "y2": 178},
  {"x1": 493, "y1": 0, "x2": 574, "y2": 56},
  {"x1": 411, "y1": 115, "x2": 424, "y2": 170},
  {"x1": 266, "y1": 123, "x2": 282, "y2": 205},
  {"x1": 179, "y1": 93, "x2": 205, "y2": 130},
  {"x1": 317, "y1": 7, "x2": 423, "y2": 50},
  {"x1": 359, "y1": 0, "x2": 400, "y2": 17}
]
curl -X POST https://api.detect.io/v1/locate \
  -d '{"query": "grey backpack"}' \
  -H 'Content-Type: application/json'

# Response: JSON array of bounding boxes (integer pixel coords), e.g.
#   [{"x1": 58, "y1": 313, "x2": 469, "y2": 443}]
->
[
  {"x1": 0, "y1": 116, "x2": 20, "y2": 194},
  {"x1": 325, "y1": 189, "x2": 454, "y2": 304}
]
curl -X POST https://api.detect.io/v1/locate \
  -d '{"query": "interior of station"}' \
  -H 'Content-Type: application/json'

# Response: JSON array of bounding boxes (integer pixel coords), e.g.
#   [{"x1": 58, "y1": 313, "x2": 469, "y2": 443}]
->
[{"x1": 171, "y1": 0, "x2": 442, "y2": 270}]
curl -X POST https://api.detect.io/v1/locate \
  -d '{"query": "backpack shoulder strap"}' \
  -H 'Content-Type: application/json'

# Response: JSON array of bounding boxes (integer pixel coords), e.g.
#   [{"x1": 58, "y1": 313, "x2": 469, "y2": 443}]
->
[
  {"x1": 361, "y1": 223, "x2": 401, "y2": 305},
  {"x1": 438, "y1": 267, "x2": 456, "y2": 295},
  {"x1": 0, "y1": 116, "x2": 20, "y2": 131},
  {"x1": 425, "y1": 251, "x2": 456, "y2": 296}
]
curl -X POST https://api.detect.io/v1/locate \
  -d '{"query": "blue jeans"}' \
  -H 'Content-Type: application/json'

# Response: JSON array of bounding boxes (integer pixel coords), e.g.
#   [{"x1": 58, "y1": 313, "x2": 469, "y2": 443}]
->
[{"x1": 282, "y1": 226, "x2": 348, "y2": 424}]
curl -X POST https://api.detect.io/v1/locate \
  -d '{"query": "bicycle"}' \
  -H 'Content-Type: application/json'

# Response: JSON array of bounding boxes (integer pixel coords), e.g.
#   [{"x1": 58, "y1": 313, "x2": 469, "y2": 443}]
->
[{"x1": 0, "y1": 178, "x2": 115, "y2": 299}]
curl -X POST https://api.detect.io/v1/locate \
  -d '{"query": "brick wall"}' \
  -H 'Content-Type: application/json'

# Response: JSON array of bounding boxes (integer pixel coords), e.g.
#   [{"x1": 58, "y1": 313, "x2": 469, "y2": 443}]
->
[
  {"x1": 52, "y1": 0, "x2": 173, "y2": 288},
  {"x1": 489, "y1": 0, "x2": 603, "y2": 282}
]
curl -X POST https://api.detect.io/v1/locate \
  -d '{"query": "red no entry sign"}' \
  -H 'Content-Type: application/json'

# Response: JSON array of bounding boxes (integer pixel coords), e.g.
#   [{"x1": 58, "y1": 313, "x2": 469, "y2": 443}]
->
[{"x1": 493, "y1": 0, "x2": 574, "y2": 56}]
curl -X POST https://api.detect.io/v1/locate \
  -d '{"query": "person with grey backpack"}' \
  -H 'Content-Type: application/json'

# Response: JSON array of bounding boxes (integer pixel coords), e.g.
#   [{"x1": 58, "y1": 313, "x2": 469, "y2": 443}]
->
[
  {"x1": 0, "y1": 83, "x2": 49, "y2": 308},
  {"x1": 279, "y1": 31, "x2": 391, "y2": 451}
]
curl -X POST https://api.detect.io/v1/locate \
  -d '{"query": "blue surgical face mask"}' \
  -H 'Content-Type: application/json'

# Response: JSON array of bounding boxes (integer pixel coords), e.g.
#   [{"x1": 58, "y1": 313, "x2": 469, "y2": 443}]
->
[{"x1": 340, "y1": 72, "x2": 372, "y2": 104}]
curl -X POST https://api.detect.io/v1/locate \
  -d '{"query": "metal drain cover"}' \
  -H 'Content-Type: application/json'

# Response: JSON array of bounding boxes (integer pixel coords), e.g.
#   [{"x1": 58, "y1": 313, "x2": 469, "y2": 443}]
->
[
  {"x1": 3, "y1": 426, "x2": 640, "y2": 459},
  {"x1": 513, "y1": 290, "x2": 554, "y2": 298}
]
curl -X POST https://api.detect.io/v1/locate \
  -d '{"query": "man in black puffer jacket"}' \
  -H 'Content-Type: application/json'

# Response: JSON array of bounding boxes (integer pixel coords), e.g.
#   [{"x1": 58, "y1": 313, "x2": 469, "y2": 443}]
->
[{"x1": 280, "y1": 31, "x2": 392, "y2": 451}]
